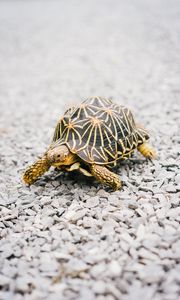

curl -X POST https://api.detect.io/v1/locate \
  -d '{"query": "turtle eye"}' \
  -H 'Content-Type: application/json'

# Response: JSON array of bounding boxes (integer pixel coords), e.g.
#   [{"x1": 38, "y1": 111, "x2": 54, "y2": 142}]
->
[{"x1": 56, "y1": 153, "x2": 66, "y2": 161}]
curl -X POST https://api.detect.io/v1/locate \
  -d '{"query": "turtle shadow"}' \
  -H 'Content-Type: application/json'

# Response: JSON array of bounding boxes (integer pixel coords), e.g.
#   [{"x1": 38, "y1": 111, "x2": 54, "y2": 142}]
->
[
  {"x1": 53, "y1": 170, "x2": 96, "y2": 189},
  {"x1": 40, "y1": 157, "x2": 147, "y2": 191}
]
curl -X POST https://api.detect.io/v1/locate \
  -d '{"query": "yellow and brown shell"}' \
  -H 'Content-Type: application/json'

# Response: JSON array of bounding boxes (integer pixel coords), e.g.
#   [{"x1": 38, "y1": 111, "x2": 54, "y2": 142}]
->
[{"x1": 52, "y1": 97, "x2": 149, "y2": 166}]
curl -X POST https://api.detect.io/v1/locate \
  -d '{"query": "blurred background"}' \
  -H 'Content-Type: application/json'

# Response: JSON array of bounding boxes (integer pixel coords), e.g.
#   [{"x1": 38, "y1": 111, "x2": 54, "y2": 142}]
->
[
  {"x1": 0, "y1": 0, "x2": 179, "y2": 133},
  {"x1": 1, "y1": 0, "x2": 180, "y2": 160},
  {"x1": 0, "y1": 0, "x2": 180, "y2": 114}
]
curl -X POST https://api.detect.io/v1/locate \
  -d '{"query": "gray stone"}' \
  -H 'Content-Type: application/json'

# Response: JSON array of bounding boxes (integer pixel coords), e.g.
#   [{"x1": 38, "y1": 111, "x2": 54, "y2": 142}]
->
[
  {"x1": 108, "y1": 195, "x2": 121, "y2": 207},
  {"x1": 40, "y1": 196, "x2": 52, "y2": 205},
  {"x1": 39, "y1": 255, "x2": 59, "y2": 273},
  {"x1": 138, "y1": 248, "x2": 159, "y2": 261},
  {"x1": 84, "y1": 196, "x2": 99, "y2": 208},
  {"x1": 101, "y1": 220, "x2": 117, "y2": 237},
  {"x1": 54, "y1": 252, "x2": 71, "y2": 261},
  {"x1": 166, "y1": 207, "x2": 180, "y2": 218},
  {"x1": 92, "y1": 281, "x2": 107, "y2": 294},
  {"x1": 51, "y1": 199, "x2": 60, "y2": 208},
  {"x1": 90, "y1": 263, "x2": 107, "y2": 278},
  {"x1": 108, "y1": 260, "x2": 122, "y2": 277},
  {"x1": 165, "y1": 184, "x2": 177, "y2": 193},
  {"x1": 1, "y1": 1, "x2": 180, "y2": 299},
  {"x1": 175, "y1": 174, "x2": 180, "y2": 184},
  {"x1": 70, "y1": 209, "x2": 87, "y2": 222},
  {"x1": 40, "y1": 216, "x2": 54, "y2": 229},
  {"x1": 15, "y1": 277, "x2": 33, "y2": 293},
  {"x1": 0, "y1": 274, "x2": 11, "y2": 286},
  {"x1": 82, "y1": 216, "x2": 95, "y2": 228},
  {"x1": 61, "y1": 229, "x2": 72, "y2": 241}
]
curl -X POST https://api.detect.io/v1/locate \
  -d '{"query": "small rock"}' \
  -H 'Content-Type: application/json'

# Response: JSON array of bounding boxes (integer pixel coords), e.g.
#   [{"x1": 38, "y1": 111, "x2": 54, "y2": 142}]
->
[
  {"x1": 70, "y1": 209, "x2": 87, "y2": 223},
  {"x1": 108, "y1": 260, "x2": 122, "y2": 277},
  {"x1": 128, "y1": 203, "x2": 138, "y2": 210},
  {"x1": 175, "y1": 174, "x2": 180, "y2": 184},
  {"x1": 138, "y1": 247, "x2": 158, "y2": 261},
  {"x1": 176, "y1": 184, "x2": 180, "y2": 192},
  {"x1": 40, "y1": 216, "x2": 54, "y2": 229},
  {"x1": 82, "y1": 216, "x2": 95, "y2": 228},
  {"x1": 109, "y1": 195, "x2": 121, "y2": 207},
  {"x1": 39, "y1": 254, "x2": 59, "y2": 273},
  {"x1": 91, "y1": 263, "x2": 106, "y2": 278},
  {"x1": 92, "y1": 281, "x2": 106, "y2": 294},
  {"x1": 136, "y1": 224, "x2": 146, "y2": 240},
  {"x1": 166, "y1": 207, "x2": 180, "y2": 218},
  {"x1": 54, "y1": 252, "x2": 71, "y2": 261},
  {"x1": 40, "y1": 196, "x2": 52, "y2": 205},
  {"x1": 97, "y1": 189, "x2": 109, "y2": 198},
  {"x1": 165, "y1": 184, "x2": 177, "y2": 193},
  {"x1": 0, "y1": 274, "x2": 11, "y2": 286},
  {"x1": 136, "y1": 208, "x2": 147, "y2": 218},
  {"x1": 61, "y1": 229, "x2": 72, "y2": 241},
  {"x1": 101, "y1": 220, "x2": 117, "y2": 237},
  {"x1": 64, "y1": 210, "x2": 76, "y2": 220},
  {"x1": 15, "y1": 277, "x2": 32, "y2": 293},
  {"x1": 51, "y1": 199, "x2": 60, "y2": 208},
  {"x1": 84, "y1": 196, "x2": 99, "y2": 208}
]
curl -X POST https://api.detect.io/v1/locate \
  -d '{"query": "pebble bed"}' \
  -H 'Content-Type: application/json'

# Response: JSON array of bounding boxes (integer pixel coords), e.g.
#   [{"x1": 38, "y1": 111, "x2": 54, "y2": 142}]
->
[{"x1": 0, "y1": 1, "x2": 180, "y2": 299}]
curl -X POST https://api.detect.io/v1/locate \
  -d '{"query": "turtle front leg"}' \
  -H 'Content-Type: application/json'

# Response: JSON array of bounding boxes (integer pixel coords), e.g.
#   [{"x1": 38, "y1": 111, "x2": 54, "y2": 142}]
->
[
  {"x1": 90, "y1": 164, "x2": 122, "y2": 190},
  {"x1": 23, "y1": 156, "x2": 51, "y2": 185},
  {"x1": 138, "y1": 142, "x2": 157, "y2": 159}
]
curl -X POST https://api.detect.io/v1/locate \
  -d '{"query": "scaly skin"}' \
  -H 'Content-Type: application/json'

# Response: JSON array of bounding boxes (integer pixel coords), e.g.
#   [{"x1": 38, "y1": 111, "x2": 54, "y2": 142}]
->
[
  {"x1": 23, "y1": 142, "x2": 156, "y2": 188},
  {"x1": 138, "y1": 142, "x2": 157, "y2": 159},
  {"x1": 23, "y1": 156, "x2": 51, "y2": 185},
  {"x1": 90, "y1": 164, "x2": 122, "y2": 190}
]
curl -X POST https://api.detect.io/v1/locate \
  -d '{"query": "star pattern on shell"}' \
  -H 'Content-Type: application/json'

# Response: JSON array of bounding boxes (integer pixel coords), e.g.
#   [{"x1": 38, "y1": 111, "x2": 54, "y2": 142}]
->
[{"x1": 52, "y1": 96, "x2": 149, "y2": 166}]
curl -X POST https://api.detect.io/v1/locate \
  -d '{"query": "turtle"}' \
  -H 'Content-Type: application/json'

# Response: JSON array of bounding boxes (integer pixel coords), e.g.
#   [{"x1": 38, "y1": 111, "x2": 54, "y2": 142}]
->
[{"x1": 23, "y1": 96, "x2": 156, "y2": 190}]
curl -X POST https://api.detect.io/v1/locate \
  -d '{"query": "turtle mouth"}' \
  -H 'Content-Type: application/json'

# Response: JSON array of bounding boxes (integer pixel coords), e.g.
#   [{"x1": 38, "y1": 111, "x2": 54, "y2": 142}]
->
[
  {"x1": 46, "y1": 154, "x2": 59, "y2": 166},
  {"x1": 52, "y1": 162, "x2": 64, "y2": 167},
  {"x1": 48, "y1": 153, "x2": 69, "y2": 166},
  {"x1": 47, "y1": 155, "x2": 64, "y2": 166}
]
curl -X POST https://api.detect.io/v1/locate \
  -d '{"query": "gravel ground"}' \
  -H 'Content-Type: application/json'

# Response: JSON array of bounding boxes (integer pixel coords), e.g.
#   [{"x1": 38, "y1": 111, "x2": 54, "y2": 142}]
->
[{"x1": 0, "y1": 0, "x2": 180, "y2": 299}]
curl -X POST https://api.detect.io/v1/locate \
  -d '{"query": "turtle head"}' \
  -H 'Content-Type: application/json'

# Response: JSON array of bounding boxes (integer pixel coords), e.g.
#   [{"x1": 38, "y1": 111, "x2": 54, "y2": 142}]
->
[
  {"x1": 47, "y1": 144, "x2": 76, "y2": 167},
  {"x1": 23, "y1": 144, "x2": 76, "y2": 185}
]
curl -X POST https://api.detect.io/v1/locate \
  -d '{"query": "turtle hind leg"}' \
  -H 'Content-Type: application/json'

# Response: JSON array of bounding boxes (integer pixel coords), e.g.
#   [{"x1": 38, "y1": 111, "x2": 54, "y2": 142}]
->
[
  {"x1": 90, "y1": 164, "x2": 122, "y2": 190},
  {"x1": 138, "y1": 142, "x2": 157, "y2": 159},
  {"x1": 23, "y1": 156, "x2": 51, "y2": 185},
  {"x1": 136, "y1": 126, "x2": 157, "y2": 159}
]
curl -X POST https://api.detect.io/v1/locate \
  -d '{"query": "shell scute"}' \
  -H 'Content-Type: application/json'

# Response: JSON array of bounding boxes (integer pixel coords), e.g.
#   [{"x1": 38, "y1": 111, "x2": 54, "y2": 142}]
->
[{"x1": 52, "y1": 97, "x2": 149, "y2": 164}]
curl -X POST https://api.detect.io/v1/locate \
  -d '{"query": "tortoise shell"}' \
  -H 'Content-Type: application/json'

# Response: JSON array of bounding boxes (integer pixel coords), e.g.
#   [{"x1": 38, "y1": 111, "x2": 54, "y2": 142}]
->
[{"x1": 52, "y1": 97, "x2": 149, "y2": 166}]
